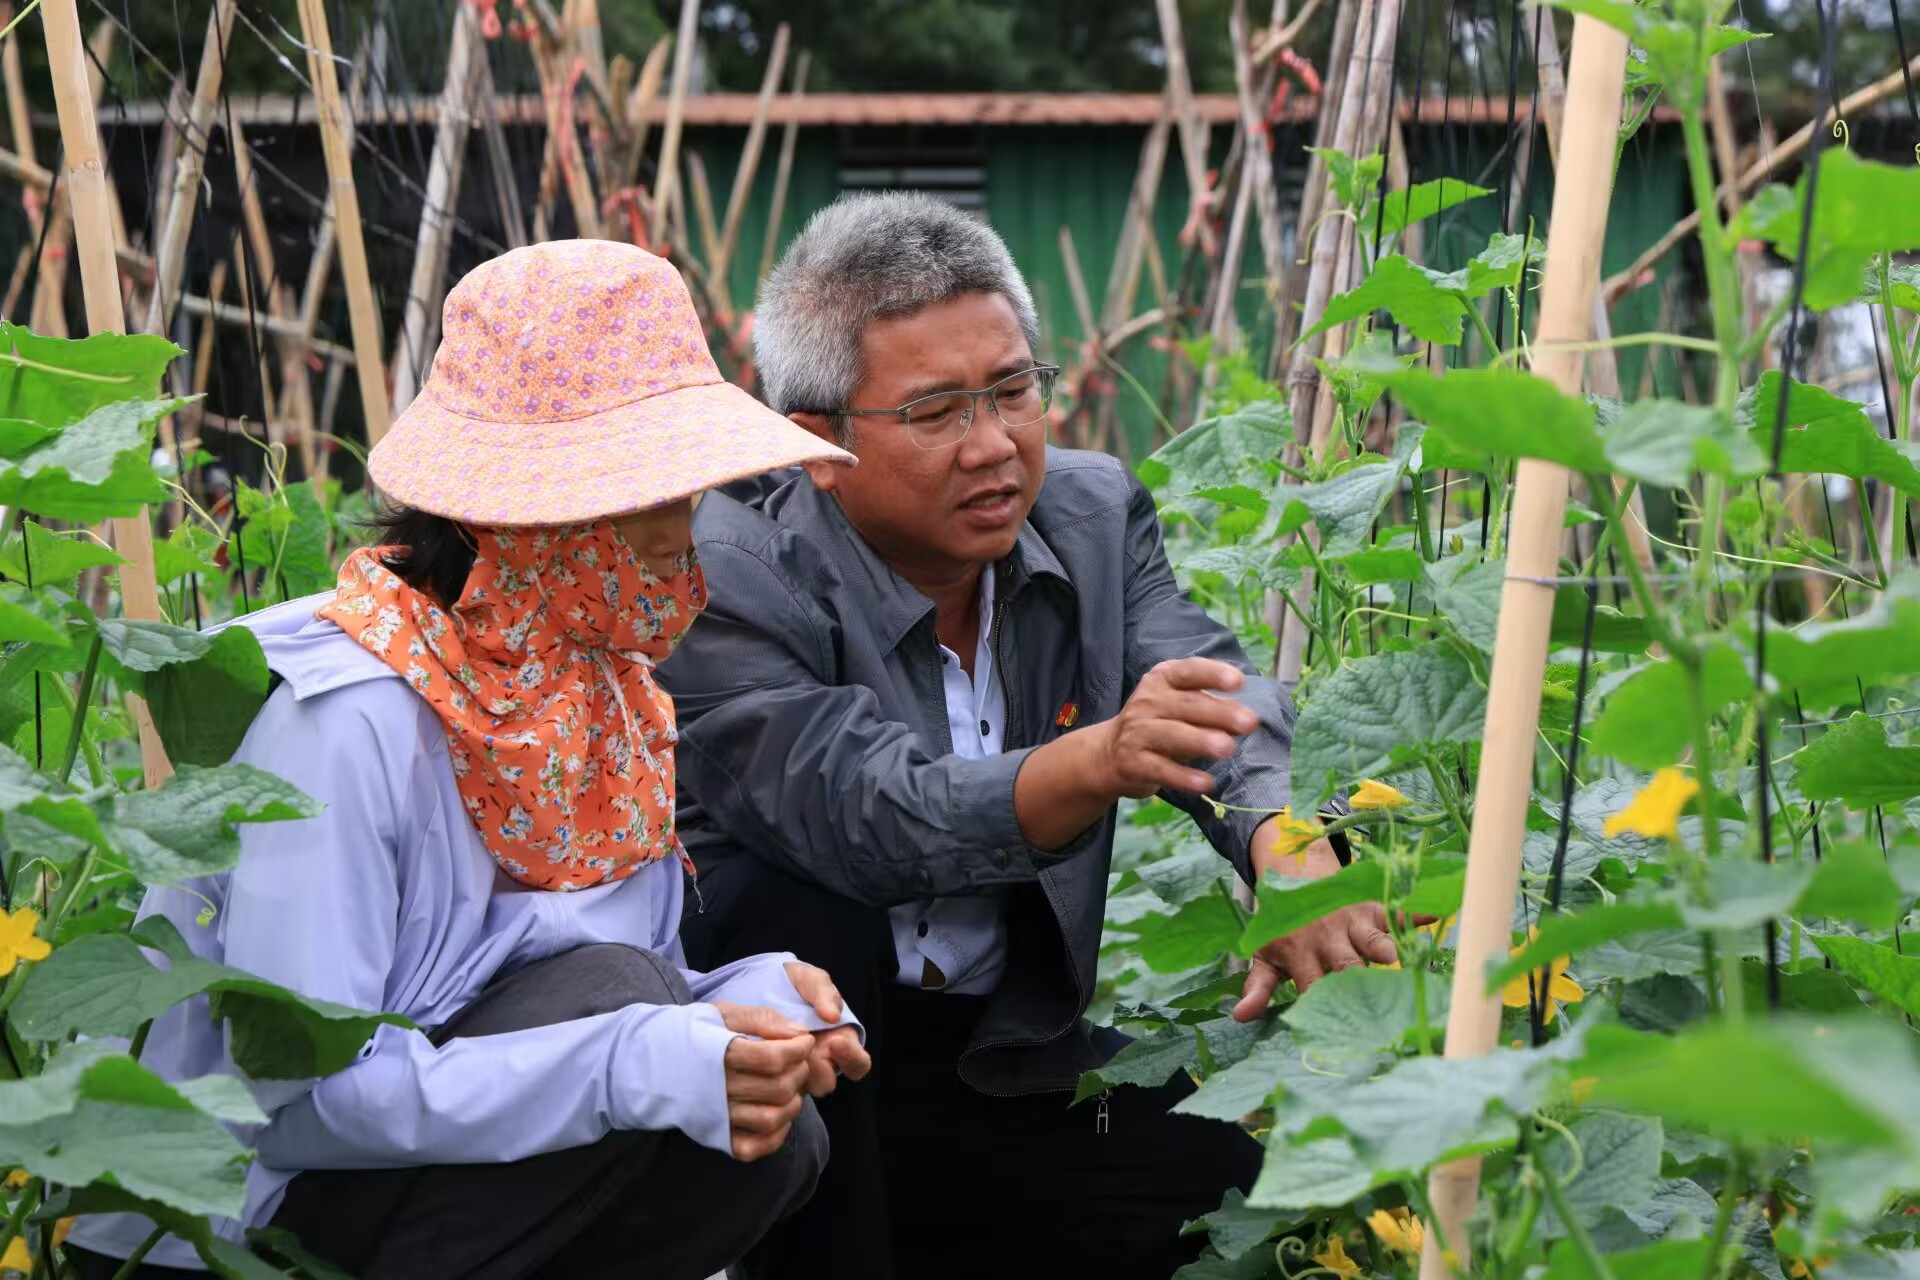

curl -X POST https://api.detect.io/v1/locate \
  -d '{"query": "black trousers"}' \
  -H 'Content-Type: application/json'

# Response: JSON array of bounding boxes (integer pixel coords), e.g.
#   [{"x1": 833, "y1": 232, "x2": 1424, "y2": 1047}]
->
[
  {"x1": 72, "y1": 944, "x2": 825, "y2": 1280},
  {"x1": 681, "y1": 859, "x2": 1264, "y2": 1280}
]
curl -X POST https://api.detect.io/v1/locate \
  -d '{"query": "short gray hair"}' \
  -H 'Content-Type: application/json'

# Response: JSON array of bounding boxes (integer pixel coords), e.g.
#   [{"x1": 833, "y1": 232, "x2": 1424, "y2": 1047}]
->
[{"x1": 753, "y1": 192, "x2": 1042, "y2": 420}]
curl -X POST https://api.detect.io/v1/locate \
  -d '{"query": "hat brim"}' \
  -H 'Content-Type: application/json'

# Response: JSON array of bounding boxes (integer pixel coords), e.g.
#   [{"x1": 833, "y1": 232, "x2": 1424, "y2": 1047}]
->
[{"x1": 368, "y1": 380, "x2": 855, "y2": 526}]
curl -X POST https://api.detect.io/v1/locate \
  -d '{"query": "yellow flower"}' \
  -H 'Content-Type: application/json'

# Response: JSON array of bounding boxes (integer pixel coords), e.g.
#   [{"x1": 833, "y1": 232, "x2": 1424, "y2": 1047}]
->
[
  {"x1": 0, "y1": 908, "x2": 48, "y2": 978},
  {"x1": 1351, "y1": 779, "x2": 1412, "y2": 810},
  {"x1": 1500, "y1": 927, "x2": 1585, "y2": 1023},
  {"x1": 0, "y1": 1171, "x2": 23, "y2": 1191},
  {"x1": 0, "y1": 1235, "x2": 29, "y2": 1275},
  {"x1": 50, "y1": 1219, "x2": 70, "y2": 1250},
  {"x1": 1368, "y1": 1207, "x2": 1426, "y2": 1256},
  {"x1": 1313, "y1": 1234, "x2": 1363, "y2": 1278},
  {"x1": 1271, "y1": 806, "x2": 1327, "y2": 866},
  {"x1": 1602, "y1": 767, "x2": 1700, "y2": 840}
]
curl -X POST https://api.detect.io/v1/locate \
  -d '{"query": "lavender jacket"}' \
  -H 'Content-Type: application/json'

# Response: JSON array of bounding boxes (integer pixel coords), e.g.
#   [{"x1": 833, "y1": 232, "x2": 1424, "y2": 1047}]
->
[{"x1": 67, "y1": 596, "x2": 858, "y2": 1270}]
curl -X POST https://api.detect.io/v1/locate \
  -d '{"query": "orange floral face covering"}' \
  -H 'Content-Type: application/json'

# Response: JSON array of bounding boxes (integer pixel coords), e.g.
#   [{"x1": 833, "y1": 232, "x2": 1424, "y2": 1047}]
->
[{"x1": 320, "y1": 521, "x2": 706, "y2": 891}]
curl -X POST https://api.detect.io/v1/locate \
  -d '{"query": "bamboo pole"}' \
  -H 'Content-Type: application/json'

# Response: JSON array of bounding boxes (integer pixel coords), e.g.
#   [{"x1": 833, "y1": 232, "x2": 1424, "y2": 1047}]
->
[
  {"x1": 758, "y1": 50, "x2": 810, "y2": 284},
  {"x1": 29, "y1": 19, "x2": 113, "y2": 339},
  {"x1": 1418, "y1": 18, "x2": 1630, "y2": 1277},
  {"x1": 41, "y1": 0, "x2": 172, "y2": 787},
  {"x1": 652, "y1": 0, "x2": 703, "y2": 248},
  {"x1": 1273, "y1": 0, "x2": 1404, "y2": 687},
  {"x1": 144, "y1": 0, "x2": 236, "y2": 337},
  {"x1": 296, "y1": 0, "x2": 393, "y2": 447},
  {"x1": 391, "y1": 3, "x2": 483, "y2": 416},
  {"x1": 1154, "y1": 0, "x2": 1216, "y2": 257},
  {"x1": 231, "y1": 125, "x2": 321, "y2": 482},
  {"x1": 1230, "y1": 0, "x2": 1287, "y2": 305},
  {"x1": 474, "y1": 55, "x2": 528, "y2": 251},
  {"x1": 298, "y1": 26, "x2": 386, "y2": 344},
  {"x1": 1268, "y1": 0, "x2": 1359, "y2": 372},
  {"x1": 1526, "y1": 7, "x2": 1656, "y2": 578},
  {"x1": 1101, "y1": 96, "x2": 1172, "y2": 336},
  {"x1": 715, "y1": 22, "x2": 789, "y2": 286}
]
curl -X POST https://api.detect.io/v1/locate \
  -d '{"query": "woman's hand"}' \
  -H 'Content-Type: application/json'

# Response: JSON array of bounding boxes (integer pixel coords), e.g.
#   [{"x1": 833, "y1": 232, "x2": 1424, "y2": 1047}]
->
[
  {"x1": 714, "y1": 1002, "x2": 815, "y2": 1161},
  {"x1": 784, "y1": 962, "x2": 874, "y2": 1095}
]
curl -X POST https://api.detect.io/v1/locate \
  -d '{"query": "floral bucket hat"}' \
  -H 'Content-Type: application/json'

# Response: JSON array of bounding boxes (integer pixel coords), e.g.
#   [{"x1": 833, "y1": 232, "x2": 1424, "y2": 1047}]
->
[{"x1": 368, "y1": 239, "x2": 852, "y2": 525}]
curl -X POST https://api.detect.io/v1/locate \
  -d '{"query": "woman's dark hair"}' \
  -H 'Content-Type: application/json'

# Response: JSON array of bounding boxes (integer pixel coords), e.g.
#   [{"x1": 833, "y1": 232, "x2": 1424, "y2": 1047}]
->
[{"x1": 368, "y1": 504, "x2": 478, "y2": 608}]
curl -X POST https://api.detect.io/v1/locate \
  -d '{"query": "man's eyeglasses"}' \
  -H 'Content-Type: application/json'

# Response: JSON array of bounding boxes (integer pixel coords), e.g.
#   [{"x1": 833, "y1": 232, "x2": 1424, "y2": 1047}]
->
[{"x1": 809, "y1": 365, "x2": 1061, "y2": 451}]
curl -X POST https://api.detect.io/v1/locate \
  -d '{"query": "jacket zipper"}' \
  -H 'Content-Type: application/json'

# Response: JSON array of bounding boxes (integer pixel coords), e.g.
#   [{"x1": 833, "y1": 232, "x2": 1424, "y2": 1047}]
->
[{"x1": 962, "y1": 576, "x2": 1092, "y2": 1100}]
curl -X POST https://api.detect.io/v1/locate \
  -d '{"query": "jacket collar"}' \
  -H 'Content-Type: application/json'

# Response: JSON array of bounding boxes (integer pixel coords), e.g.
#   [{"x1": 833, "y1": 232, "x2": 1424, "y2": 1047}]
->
[
  {"x1": 775, "y1": 476, "x2": 1070, "y2": 657},
  {"x1": 209, "y1": 592, "x2": 403, "y2": 700}
]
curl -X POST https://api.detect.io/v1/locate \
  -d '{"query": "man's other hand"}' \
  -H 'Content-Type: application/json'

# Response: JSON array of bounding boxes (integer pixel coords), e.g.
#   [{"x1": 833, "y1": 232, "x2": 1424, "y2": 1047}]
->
[
  {"x1": 1231, "y1": 833, "x2": 1398, "y2": 1022},
  {"x1": 1091, "y1": 657, "x2": 1257, "y2": 799}
]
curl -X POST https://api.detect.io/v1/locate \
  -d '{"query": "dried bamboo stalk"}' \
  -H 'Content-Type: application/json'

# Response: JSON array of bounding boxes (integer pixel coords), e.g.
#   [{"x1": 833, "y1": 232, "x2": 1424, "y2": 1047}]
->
[
  {"x1": 1155, "y1": 0, "x2": 1216, "y2": 256},
  {"x1": 758, "y1": 50, "x2": 810, "y2": 284},
  {"x1": 296, "y1": 0, "x2": 392, "y2": 446},
  {"x1": 715, "y1": 23, "x2": 789, "y2": 285},
  {"x1": 42, "y1": 0, "x2": 172, "y2": 785},
  {"x1": 391, "y1": 3, "x2": 483, "y2": 415},
  {"x1": 652, "y1": 0, "x2": 704, "y2": 247}
]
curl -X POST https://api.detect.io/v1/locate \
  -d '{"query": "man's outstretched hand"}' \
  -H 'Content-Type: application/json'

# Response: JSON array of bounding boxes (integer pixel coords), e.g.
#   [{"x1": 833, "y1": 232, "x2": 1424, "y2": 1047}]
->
[{"x1": 1230, "y1": 832, "x2": 1400, "y2": 1022}]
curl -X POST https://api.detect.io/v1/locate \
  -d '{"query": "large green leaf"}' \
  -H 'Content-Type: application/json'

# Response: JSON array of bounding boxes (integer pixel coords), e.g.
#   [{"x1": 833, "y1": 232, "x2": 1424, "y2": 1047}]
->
[
  {"x1": 1425, "y1": 231, "x2": 1545, "y2": 301},
  {"x1": 0, "y1": 326, "x2": 179, "y2": 425},
  {"x1": 53, "y1": 1183, "x2": 293, "y2": 1280},
  {"x1": 105, "y1": 763, "x2": 321, "y2": 885},
  {"x1": 1118, "y1": 890, "x2": 1244, "y2": 975},
  {"x1": 0, "y1": 519, "x2": 124, "y2": 587},
  {"x1": 1325, "y1": 1034, "x2": 1577, "y2": 1175},
  {"x1": 0, "y1": 1041, "x2": 249, "y2": 1220},
  {"x1": 1074, "y1": 1018, "x2": 1272, "y2": 1104},
  {"x1": 1487, "y1": 899, "x2": 1686, "y2": 991},
  {"x1": 1283, "y1": 965, "x2": 1446, "y2": 1062},
  {"x1": 153, "y1": 522, "x2": 224, "y2": 587},
  {"x1": 1749, "y1": 151, "x2": 1920, "y2": 310},
  {"x1": 1384, "y1": 368, "x2": 1606, "y2": 473},
  {"x1": 0, "y1": 399, "x2": 178, "y2": 522},
  {"x1": 14, "y1": 915, "x2": 407, "y2": 1078},
  {"x1": 1247, "y1": 1135, "x2": 1375, "y2": 1210},
  {"x1": 1796, "y1": 714, "x2": 1920, "y2": 809},
  {"x1": 91, "y1": 616, "x2": 215, "y2": 676},
  {"x1": 1818, "y1": 935, "x2": 1920, "y2": 1018},
  {"x1": 1138, "y1": 401, "x2": 1293, "y2": 493},
  {"x1": 1180, "y1": 1188, "x2": 1292, "y2": 1263},
  {"x1": 236, "y1": 482, "x2": 335, "y2": 599},
  {"x1": 1797, "y1": 841, "x2": 1916, "y2": 931},
  {"x1": 1290, "y1": 645, "x2": 1487, "y2": 807},
  {"x1": 1742, "y1": 372, "x2": 1920, "y2": 499},
  {"x1": 1761, "y1": 571, "x2": 1920, "y2": 709},
  {"x1": 1588, "y1": 644, "x2": 1753, "y2": 770},
  {"x1": 1575, "y1": 1018, "x2": 1920, "y2": 1149},
  {"x1": 1364, "y1": 179, "x2": 1493, "y2": 240},
  {"x1": 1271, "y1": 462, "x2": 1402, "y2": 557},
  {"x1": 1427, "y1": 556, "x2": 1503, "y2": 651},
  {"x1": 1241, "y1": 854, "x2": 1467, "y2": 958},
  {"x1": 146, "y1": 625, "x2": 273, "y2": 768},
  {"x1": 1540, "y1": 1112, "x2": 1664, "y2": 1233},
  {"x1": 1303, "y1": 255, "x2": 1469, "y2": 346},
  {"x1": 0, "y1": 585, "x2": 73, "y2": 648},
  {"x1": 1600, "y1": 400, "x2": 1766, "y2": 490},
  {"x1": 1541, "y1": 1237, "x2": 1710, "y2": 1280}
]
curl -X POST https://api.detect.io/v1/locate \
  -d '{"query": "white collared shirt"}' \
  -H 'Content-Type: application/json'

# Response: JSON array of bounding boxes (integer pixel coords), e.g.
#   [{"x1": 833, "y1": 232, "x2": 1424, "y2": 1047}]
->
[{"x1": 887, "y1": 569, "x2": 1008, "y2": 994}]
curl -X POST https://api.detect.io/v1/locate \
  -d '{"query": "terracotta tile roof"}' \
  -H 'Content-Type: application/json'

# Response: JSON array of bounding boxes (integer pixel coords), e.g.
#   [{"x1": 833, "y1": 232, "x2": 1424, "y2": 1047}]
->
[{"x1": 91, "y1": 92, "x2": 1681, "y2": 130}]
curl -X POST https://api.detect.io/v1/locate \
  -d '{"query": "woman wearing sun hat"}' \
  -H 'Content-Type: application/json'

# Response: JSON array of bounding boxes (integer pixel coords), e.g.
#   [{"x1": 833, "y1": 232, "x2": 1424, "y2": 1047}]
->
[{"x1": 64, "y1": 240, "x2": 866, "y2": 1280}]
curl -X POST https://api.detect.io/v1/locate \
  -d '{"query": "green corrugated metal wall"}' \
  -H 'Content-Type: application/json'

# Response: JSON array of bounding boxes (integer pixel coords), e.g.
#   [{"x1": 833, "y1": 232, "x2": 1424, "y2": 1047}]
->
[{"x1": 689, "y1": 118, "x2": 1691, "y2": 459}]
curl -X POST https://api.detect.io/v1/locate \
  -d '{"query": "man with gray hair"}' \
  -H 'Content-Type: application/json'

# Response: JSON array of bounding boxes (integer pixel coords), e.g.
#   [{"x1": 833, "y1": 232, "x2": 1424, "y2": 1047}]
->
[{"x1": 662, "y1": 192, "x2": 1394, "y2": 1277}]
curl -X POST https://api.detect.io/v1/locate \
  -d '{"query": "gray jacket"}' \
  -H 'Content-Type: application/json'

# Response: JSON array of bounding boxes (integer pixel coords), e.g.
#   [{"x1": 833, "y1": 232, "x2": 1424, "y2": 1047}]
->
[{"x1": 662, "y1": 447, "x2": 1302, "y2": 1095}]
